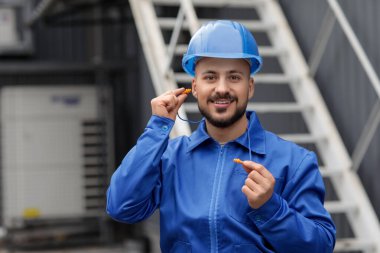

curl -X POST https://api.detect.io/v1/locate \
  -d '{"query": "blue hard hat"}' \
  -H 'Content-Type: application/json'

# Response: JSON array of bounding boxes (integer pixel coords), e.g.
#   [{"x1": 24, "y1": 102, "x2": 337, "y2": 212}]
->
[{"x1": 182, "y1": 20, "x2": 263, "y2": 76}]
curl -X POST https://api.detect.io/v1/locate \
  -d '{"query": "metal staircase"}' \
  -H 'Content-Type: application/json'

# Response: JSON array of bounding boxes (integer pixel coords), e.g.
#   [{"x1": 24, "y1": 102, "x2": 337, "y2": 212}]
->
[{"x1": 128, "y1": 0, "x2": 380, "y2": 252}]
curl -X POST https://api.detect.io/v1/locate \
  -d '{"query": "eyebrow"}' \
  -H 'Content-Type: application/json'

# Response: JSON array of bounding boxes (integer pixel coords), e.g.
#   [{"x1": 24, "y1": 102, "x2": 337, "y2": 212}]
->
[
  {"x1": 200, "y1": 70, "x2": 245, "y2": 75},
  {"x1": 200, "y1": 70, "x2": 217, "y2": 75}
]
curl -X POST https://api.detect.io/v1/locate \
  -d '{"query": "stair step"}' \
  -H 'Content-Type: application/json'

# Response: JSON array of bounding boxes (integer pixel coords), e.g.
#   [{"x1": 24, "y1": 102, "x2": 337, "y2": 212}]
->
[
  {"x1": 246, "y1": 102, "x2": 306, "y2": 113},
  {"x1": 174, "y1": 44, "x2": 284, "y2": 57},
  {"x1": 324, "y1": 201, "x2": 357, "y2": 214},
  {"x1": 334, "y1": 238, "x2": 376, "y2": 252},
  {"x1": 279, "y1": 134, "x2": 320, "y2": 144},
  {"x1": 255, "y1": 74, "x2": 293, "y2": 84},
  {"x1": 259, "y1": 46, "x2": 286, "y2": 57},
  {"x1": 174, "y1": 73, "x2": 292, "y2": 84},
  {"x1": 174, "y1": 44, "x2": 188, "y2": 55},
  {"x1": 174, "y1": 73, "x2": 192, "y2": 83},
  {"x1": 153, "y1": 0, "x2": 265, "y2": 8},
  {"x1": 182, "y1": 102, "x2": 305, "y2": 114},
  {"x1": 158, "y1": 18, "x2": 274, "y2": 32},
  {"x1": 319, "y1": 166, "x2": 344, "y2": 178}
]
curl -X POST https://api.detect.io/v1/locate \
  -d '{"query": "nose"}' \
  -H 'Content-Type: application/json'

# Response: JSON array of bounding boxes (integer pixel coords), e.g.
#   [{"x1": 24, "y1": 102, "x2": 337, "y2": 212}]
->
[{"x1": 214, "y1": 79, "x2": 230, "y2": 95}]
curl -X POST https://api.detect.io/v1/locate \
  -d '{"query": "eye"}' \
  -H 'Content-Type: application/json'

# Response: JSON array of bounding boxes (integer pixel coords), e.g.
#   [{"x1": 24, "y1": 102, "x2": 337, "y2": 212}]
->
[
  {"x1": 229, "y1": 75, "x2": 242, "y2": 81},
  {"x1": 203, "y1": 75, "x2": 217, "y2": 81}
]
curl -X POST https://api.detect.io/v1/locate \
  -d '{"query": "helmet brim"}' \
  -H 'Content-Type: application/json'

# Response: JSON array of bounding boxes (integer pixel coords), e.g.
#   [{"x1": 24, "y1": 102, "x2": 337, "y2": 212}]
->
[{"x1": 182, "y1": 53, "x2": 263, "y2": 77}]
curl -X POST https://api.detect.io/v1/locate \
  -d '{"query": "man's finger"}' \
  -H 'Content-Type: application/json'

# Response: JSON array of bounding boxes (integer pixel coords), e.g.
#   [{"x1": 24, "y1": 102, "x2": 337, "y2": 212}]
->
[
  {"x1": 241, "y1": 164, "x2": 253, "y2": 174},
  {"x1": 173, "y1": 87, "x2": 186, "y2": 96},
  {"x1": 245, "y1": 177, "x2": 257, "y2": 191},
  {"x1": 160, "y1": 94, "x2": 178, "y2": 110},
  {"x1": 242, "y1": 161, "x2": 272, "y2": 179},
  {"x1": 162, "y1": 87, "x2": 181, "y2": 94},
  {"x1": 248, "y1": 170, "x2": 264, "y2": 184},
  {"x1": 176, "y1": 92, "x2": 188, "y2": 108},
  {"x1": 164, "y1": 88, "x2": 189, "y2": 107}
]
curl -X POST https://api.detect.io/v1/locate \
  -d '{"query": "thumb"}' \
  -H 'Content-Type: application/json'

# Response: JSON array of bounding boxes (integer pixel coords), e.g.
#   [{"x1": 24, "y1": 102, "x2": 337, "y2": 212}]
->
[
  {"x1": 242, "y1": 163, "x2": 254, "y2": 174},
  {"x1": 176, "y1": 93, "x2": 188, "y2": 108},
  {"x1": 234, "y1": 159, "x2": 255, "y2": 174}
]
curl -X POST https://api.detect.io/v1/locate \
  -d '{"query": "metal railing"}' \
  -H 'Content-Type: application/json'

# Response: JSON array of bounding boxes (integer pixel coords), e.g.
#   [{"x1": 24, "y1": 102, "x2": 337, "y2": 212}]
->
[
  {"x1": 164, "y1": 0, "x2": 199, "y2": 75},
  {"x1": 308, "y1": 0, "x2": 380, "y2": 172}
]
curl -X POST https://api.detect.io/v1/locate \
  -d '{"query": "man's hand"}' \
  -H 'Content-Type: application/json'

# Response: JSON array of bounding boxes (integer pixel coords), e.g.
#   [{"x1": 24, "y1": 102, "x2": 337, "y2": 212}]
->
[
  {"x1": 240, "y1": 161, "x2": 276, "y2": 209},
  {"x1": 151, "y1": 88, "x2": 189, "y2": 121}
]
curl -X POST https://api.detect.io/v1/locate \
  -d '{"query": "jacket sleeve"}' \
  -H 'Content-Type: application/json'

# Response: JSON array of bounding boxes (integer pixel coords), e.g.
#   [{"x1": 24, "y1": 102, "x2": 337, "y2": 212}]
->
[
  {"x1": 248, "y1": 152, "x2": 336, "y2": 253},
  {"x1": 106, "y1": 115, "x2": 174, "y2": 223}
]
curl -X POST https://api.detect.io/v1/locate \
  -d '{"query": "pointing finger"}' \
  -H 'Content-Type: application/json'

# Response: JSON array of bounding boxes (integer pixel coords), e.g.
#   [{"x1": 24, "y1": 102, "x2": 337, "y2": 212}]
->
[
  {"x1": 233, "y1": 159, "x2": 273, "y2": 179},
  {"x1": 245, "y1": 161, "x2": 273, "y2": 179}
]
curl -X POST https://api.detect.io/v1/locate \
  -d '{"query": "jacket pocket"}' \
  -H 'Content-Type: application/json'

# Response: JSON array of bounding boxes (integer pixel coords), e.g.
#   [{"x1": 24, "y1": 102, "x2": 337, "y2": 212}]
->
[
  {"x1": 234, "y1": 244, "x2": 263, "y2": 253},
  {"x1": 228, "y1": 174, "x2": 284, "y2": 224},
  {"x1": 170, "y1": 241, "x2": 192, "y2": 253}
]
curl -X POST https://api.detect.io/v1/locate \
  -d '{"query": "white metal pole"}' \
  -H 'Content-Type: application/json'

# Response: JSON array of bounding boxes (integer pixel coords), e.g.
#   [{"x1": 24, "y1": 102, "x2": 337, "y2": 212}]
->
[
  {"x1": 308, "y1": 8, "x2": 336, "y2": 77},
  {"x1": 165, "y1": 6, "x2": 185, "y2": 74},
  {"x1": 180, "y1": 0, "x2": 200, "y2": 35},
  {"x1": 327, "y1": 0, "x2": 380, "y2": 99}
]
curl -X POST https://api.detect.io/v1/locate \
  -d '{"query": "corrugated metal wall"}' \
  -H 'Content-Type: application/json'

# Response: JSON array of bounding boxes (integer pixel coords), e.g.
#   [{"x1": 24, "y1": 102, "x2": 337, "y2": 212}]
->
[{"x1": 279, "y1": 0, "x2": 380, "y2": 218}]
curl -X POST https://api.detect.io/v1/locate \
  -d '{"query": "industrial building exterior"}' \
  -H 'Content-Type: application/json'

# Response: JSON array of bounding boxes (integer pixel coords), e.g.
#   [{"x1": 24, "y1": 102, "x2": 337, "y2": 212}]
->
[{"x1": 0, "y1": 0, "x2": 379, "y2": 252}]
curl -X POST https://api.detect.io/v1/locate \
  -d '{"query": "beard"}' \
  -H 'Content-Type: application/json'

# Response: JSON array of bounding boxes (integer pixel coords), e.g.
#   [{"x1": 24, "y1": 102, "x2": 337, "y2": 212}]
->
[{"x1": 198, "y1": 93, "x2": 248, "y2": 128}]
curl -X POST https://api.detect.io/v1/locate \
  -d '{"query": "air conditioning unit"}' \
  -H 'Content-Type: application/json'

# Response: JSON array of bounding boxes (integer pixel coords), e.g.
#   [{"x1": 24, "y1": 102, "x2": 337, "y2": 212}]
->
[
  {"x1": 1, "y1": 85, "x2": 112, "y2": 227},
  {"x1": 0, "y1": 1, "x2": 33, "y2": 55}
]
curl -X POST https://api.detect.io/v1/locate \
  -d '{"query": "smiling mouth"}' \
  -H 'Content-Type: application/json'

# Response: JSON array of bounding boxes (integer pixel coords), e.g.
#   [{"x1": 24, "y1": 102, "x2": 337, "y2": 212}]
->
[
  {"x1": 211, "y1": 99, "x2": 235, "y2": 112},
  {"x1": 213, "y1": 99, "x2": 232, "y2": 105}
]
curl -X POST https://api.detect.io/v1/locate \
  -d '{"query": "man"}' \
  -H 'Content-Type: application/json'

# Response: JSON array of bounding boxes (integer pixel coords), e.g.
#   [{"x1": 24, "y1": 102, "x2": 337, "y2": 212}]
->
[{"x1": 107, "y1": 20, "x2": 336, "y2": 253}]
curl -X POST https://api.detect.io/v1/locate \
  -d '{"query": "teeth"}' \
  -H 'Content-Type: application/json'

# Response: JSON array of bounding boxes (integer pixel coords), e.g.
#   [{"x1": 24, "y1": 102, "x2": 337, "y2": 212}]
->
[{"x1": 215, "y1": 100, "x2": 230, "y2": 104}]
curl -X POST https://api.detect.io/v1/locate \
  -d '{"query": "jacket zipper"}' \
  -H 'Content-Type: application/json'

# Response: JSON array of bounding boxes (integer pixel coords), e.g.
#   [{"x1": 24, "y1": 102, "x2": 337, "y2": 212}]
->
[{"x1": 209, "y1": 145, "x2": 226, "y2": 253}]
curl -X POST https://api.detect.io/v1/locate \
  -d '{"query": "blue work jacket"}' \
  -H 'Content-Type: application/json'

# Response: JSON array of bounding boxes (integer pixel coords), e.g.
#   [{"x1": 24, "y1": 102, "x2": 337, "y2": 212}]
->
[{"x1": 107, "y1": 111, "x2": 336, "y2": 253}]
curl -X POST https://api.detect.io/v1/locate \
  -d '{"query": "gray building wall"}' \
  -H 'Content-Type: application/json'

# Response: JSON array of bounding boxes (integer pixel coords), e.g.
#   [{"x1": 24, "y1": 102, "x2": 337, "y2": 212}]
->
[{"x1": 279, "y1": 0, "x2": 380, "y2": 218}]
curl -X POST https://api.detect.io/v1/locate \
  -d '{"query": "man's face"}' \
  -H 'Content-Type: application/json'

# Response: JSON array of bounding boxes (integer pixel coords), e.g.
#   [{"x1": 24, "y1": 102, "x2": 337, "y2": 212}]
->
[{"x1": 192, "y1": 57, "x2": 254, "y2": 128}]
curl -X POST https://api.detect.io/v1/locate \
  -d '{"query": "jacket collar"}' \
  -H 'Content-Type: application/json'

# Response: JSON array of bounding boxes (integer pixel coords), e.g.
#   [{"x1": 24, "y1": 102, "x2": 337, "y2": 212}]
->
[{"x1": 187, "y1": 111, "x2": 266, "y2": 155}]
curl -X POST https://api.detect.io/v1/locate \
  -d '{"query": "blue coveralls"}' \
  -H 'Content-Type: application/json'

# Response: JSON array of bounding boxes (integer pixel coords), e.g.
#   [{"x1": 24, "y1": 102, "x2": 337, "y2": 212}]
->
[{"x1": 107, "y1": 111, "x2": 336, "y2": 253}]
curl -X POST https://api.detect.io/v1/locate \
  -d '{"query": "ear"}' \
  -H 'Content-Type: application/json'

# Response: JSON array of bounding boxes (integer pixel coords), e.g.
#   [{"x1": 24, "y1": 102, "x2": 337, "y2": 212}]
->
[
  {"x1": 248, "y1": 77, "x2": 254, "y2": 99},
  {"x1": 192, "y1": 78, "x2": 197, "y2": 98}
]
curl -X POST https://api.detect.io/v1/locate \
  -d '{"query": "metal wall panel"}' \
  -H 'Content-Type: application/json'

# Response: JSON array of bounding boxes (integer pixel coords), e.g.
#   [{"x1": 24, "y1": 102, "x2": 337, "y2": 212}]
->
[{"x1": 279, "y1": 0, "x2": 380, "y2": 217}]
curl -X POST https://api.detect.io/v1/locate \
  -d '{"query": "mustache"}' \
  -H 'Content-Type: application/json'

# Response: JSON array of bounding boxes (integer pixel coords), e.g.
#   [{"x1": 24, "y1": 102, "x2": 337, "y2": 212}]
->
[{"x1": 208, "y1": 93, "x2": 236, "y2": 102}]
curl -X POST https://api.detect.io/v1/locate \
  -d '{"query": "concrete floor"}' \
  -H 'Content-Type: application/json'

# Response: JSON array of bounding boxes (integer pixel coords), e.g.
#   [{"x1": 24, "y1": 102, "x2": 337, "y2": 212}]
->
[
  {"x1": 0, "y1": 246, "x2": 127, "y2": 253},
  {"x1": 0, "y1": 212, "x2": 161, "y2": 253}
]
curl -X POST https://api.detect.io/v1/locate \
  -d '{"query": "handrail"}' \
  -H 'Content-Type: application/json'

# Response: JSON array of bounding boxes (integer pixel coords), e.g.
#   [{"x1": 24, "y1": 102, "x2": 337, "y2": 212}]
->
[
  {"x1": 310, "y1": 0, "x2": 380, "y2": 172},
  {"x1": 180, "y1": 0, "x2": 200, "y2": 35},
  {"x1": 165, "y1": 6, "x2": 185, "y2": 75},
  {"x1": 164, "y1": 0, "x2": 199, "y2": 75}
]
